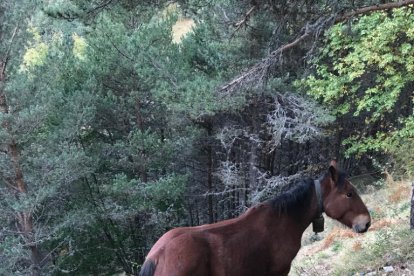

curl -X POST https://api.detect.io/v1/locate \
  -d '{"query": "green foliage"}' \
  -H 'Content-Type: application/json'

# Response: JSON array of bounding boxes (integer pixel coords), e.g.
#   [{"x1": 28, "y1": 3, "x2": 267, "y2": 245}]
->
[
  {"x1": 101, "y1": 173, "x2": 186, "y2": 212},
  {"x1": 306, "y1": 8, "x2": 414, "y2": 115},
  {"x1": 1, "y1": 0, "x2": 378, "y2": 274},
  {"x1": 305, "y1": 9, "x2": 414, "y2": 113},
  {"x1": 301, "y1": 7, "x2": 414, "y2": 175},
  {"x1": 20, "y1": 27, "x2": 49, "y2": 72},
  {"x1": 0, "y1": 236, "x2": 28, "y2": 276},
  {"x1": 143, "y1": 174, "x2": 187, "y2": 211}
]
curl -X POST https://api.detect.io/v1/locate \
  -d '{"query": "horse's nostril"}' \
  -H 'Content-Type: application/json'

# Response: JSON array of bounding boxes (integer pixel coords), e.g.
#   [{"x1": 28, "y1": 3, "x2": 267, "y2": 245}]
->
[{"x1": 366, "y1": 221, "x2": 371, "y2": 229}]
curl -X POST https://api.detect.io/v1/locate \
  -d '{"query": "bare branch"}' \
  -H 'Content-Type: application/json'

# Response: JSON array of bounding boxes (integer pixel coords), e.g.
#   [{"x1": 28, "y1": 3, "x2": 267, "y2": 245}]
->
[
  {"x1": 265, "y1": 93, "x2": 331, "y2": 152},
  {"x1": 250, "y1": 173, "x2": 303, "y2": 204},
  {"x1": 216, "y1": 126, "x2": 243, "y2": 154},
  {"x1": 219, "y1": 15, "x2": 334, "y2": 94},
  {"x1": 230, "y1": 6, "x2": 257, "y2": 38}
]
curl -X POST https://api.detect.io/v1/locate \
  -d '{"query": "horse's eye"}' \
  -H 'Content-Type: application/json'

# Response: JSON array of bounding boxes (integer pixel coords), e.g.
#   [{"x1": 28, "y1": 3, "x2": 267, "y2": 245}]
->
[{"x1": 346, "y1": 192, "x2": 353, "y2": 198}]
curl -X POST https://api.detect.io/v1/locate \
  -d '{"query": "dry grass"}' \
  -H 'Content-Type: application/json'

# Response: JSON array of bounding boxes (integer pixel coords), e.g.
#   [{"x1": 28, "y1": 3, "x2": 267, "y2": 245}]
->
[
  {"x1": 372, "y1": 206, "x2": 386, "y2": 218},
  {"x1": 369, "y1": 218, "x2": 393, "y2": 231},
  {"x1": 319, "y1": 231, "x2": 336, "y2": 250},
  {"x1": 388, "y1": 181, "x2": 412, "y2": 203},
  {"x1": 319, "y1": 227, "x2": 357, "y2": 251},
  {"x1": 352, "y1": 240, "x2": 363, "y2": 251}
]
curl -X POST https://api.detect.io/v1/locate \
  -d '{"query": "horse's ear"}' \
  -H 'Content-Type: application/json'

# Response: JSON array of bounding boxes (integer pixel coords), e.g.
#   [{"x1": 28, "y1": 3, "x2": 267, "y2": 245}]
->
[
  {"x1": 329, "y1": 164, "x2": 338, "y2": 183},
  {"x1": 330, "y1": 159, "x2": 338, "y2": 169}
]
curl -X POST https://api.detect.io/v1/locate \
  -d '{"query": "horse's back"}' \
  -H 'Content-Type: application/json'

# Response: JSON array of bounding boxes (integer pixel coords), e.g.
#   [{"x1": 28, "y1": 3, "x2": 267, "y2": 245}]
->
[
  {"x1": 148, "y1": 224, "x2": 272, "y2": 276},
  {"x1": 145, "y1": 227, "x2": 212, "y2": 276},
  {"x1": 143, "y1": 206, "x2": 281, "y2": 276}
]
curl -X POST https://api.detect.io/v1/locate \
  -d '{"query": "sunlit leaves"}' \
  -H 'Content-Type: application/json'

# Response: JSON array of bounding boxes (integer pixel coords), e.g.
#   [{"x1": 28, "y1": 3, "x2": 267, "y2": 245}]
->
[
  {"x1": 20, "y1": 27, "x2": 49, "y2": 72},
  {"x1": 72, "y1": 33, "x2": 87, "y2": 60},
  {"x1": 302, "y1": 7, "x2": 414, "y2": 162},
  {"x1": 305, "y1": 7, "x2": 414, "y2": 115}
]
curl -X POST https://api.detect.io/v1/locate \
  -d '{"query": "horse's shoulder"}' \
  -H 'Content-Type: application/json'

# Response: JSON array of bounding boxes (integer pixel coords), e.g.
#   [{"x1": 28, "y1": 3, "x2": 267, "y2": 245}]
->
[{"x1": 146, "y1": 227, "x2": 191, "y2": 258}]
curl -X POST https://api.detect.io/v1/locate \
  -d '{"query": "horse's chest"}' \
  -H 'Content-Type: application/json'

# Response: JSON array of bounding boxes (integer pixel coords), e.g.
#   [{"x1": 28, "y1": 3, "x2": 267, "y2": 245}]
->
[{"x1": 249, "y1": 235, "x2": 299, "y2": 272}]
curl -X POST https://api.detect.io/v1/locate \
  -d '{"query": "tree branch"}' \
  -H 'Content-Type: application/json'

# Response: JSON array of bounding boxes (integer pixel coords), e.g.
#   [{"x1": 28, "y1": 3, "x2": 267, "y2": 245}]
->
[
  {"x1": 230, "y1": 6, "x2": 257, "y2": 38},
  {"x1": 219, "y1": 0, "x2": 414, "y2": 94},
  {"x1": 104, "y1": 32, "x2": 135, "y2": 62},
  {"x1": 86, "y1": 0, "x2": 115, "y2": 15},
  {"x1": 220, "y1": 15, "x2": 334, "y2": 93},
  {"x1": 335, "y1": 0, "x2": 414, "y2": 23},
  {"x1": 1, "y1": 25, "x2": 19, "y2": 76}
]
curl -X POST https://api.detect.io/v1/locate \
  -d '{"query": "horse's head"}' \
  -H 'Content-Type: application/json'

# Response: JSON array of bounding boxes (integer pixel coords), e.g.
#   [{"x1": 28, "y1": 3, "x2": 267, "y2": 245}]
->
[{"x1": 321, "y1": 160, "x2": 371, "y2": 233}]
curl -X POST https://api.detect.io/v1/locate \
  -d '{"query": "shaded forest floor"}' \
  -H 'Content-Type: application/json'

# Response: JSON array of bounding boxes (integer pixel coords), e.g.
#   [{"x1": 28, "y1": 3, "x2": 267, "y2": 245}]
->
[{"x1": 292, "y1": 179, "x2": 414, "y2": 276}]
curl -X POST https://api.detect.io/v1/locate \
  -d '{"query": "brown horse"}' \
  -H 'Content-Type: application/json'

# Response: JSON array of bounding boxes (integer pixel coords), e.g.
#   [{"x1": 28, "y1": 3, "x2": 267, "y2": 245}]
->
[{"x1": 139, "y1": 161, "x2": 371, "y2": 276}]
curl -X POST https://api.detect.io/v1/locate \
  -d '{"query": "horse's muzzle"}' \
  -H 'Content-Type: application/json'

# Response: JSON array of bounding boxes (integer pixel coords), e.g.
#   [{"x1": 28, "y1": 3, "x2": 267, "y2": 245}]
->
[
  {"x1": 352, "y1": 213, "x2": 371, "y2": 233},
  {"x1": 353, "y1": 220, "x2": 371, "y2": 233}
]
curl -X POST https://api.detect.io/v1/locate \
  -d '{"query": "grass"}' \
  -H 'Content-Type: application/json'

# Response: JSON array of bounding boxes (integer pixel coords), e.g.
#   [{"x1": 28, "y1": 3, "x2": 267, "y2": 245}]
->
[
  {"x1": 335, "y1": 226, "x2": 414, "y2": 275},
  {"x1": 291, "y1": 179, "x2": 414, "y2": 276}
]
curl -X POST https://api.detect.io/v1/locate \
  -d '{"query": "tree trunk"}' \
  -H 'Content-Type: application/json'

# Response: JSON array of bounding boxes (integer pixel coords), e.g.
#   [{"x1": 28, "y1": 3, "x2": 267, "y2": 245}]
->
[
  {"x1": 136, "y1": 99, "x2": 148, "y2": 182},
  {"x1": 247, "y1": 101, "x2": 259, "y2": 205},
  {"x1": 1, "y1": 64, "x2": 42, "y2": 276},
  {"x1": 207, "y1": 130, "x2": 214, "y2": 223},
  {"x1": 411, "y1": 181, "x2": 414, "y2": 230}
]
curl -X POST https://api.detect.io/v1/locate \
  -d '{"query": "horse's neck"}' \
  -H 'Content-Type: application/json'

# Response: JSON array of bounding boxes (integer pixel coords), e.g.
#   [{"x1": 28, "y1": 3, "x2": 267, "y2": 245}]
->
[
  {"x1": 297, "y1": 183, "x2": 320, "y2": 232},
  {"x1": 267, "y1": 185, "x2": 320, "y2": 235}
]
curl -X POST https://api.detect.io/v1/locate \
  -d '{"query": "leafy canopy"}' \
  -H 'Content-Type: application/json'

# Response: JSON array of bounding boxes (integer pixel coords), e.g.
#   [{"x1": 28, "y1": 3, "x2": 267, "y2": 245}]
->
[{"x1": 301, "y1": 7, "x2": 414, "y2": 174}]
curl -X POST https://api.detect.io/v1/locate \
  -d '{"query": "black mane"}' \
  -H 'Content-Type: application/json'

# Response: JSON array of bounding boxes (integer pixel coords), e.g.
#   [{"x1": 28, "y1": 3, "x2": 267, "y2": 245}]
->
[
  {"x1": 269, "y1": 170, "x2": 347, "y2": 215},
  {"x1": 269, "y1": 178, "x2": 313, "y2": 215}
]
